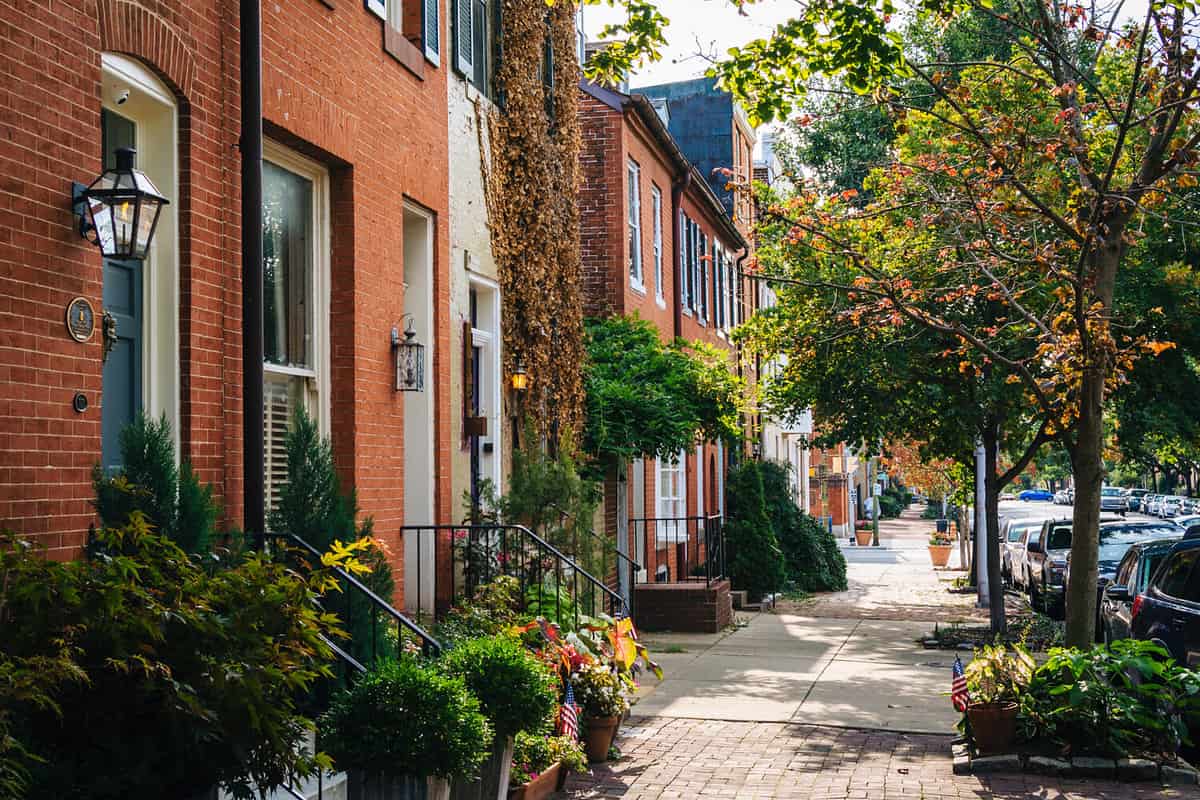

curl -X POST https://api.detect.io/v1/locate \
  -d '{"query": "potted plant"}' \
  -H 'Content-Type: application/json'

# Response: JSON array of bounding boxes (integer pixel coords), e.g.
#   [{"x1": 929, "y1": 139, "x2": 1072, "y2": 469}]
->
[
  {"x1": 854, "y1": 520, "x2": 873, "y2": 547},
  {"x1": 508, "y1": 731, "x2": 586, "y2": 800},
  {"x1": 319, "y1": 658, "x2": 492, "y2": 800},
  {"x1": 928, "y1": 533, "x2": 953, "y2": 567},
  {"x1": 962, "y1": 644, "x2": 1034, "y2": 754},
  {"x1": 440, "y1": 635, "x2": 559, "y2": 800},
  {"x1": 571, "y1": 661, "x2": 630, "y2": 762}
]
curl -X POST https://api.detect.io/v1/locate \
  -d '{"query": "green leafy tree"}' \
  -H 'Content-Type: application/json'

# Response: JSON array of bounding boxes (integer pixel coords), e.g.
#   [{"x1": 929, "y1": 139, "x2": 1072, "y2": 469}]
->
[{"x1": 758, "y1": 460, "x2": 847, "y2": 592}]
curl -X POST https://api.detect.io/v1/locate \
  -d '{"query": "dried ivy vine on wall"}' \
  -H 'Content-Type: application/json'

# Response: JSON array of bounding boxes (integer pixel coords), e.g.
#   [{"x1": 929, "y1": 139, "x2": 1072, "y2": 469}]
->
[{"x1": 481, "y1": 0, "x2": 585, "y2": 443}]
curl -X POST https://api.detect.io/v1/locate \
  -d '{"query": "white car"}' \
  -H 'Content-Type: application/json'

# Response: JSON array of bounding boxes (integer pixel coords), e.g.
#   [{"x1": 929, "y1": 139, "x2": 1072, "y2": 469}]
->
[
  {"x1": 1053, "y1": 490, "x2": 1070, "y2": 505},
  {"x1": 1146, "y1": 494, "x2": 1163, "y2": 516},
  {"x1": 1173, "y1": 514, "x2": 1200, "y2": 531},
  {"x1": 1161, "y1": 496, "x2": 1185, "y2": 518}
]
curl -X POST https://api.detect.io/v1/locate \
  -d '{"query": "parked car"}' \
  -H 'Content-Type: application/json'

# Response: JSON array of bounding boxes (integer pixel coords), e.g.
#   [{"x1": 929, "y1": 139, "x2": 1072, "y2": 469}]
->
[
  {"x1": 1100, "y1": 486, "x2": 1127, "y2": 516},
  {"x1": 1019, "y1": 489, "x2": 1054, "y2": 502},
  {"x1": 1000, "y1": 518, "x2": 1043, "y2": 586},
  {"x1": 1181, "y1": 497, "x2": 1200, "y2": 515},
  {"x1": 1065, "y1": 521, "x2": 1181, "y2": 637},
  {"x1": 1101, "y1": 537, "x2": 1181, "y2": 644},
  {"x1": 999, "y1": 492, "x2": 1016, "y2": 502},
  {"x1": 1163, "y1": 496, "x2": 1187, "y2": 518},
  {"x1": 1026, "y1": 519, "x2": 1073, "y2": 617},
  {"x1": 1053, "y1": 490, "x2": 1070, "y2": 505},
  {"x1": 1146, "y1": 494, "x2": 1164, "y2": 516},
  {"x1": 1129, "y1": 537, "x2": 1200, "y2": 666},
  {"x1": 1126, "y1": 488, "x2": 1149, "y2": 512},
  {"x1": 1176, "y1": 514, "x2": 1200, "y2": 534}
]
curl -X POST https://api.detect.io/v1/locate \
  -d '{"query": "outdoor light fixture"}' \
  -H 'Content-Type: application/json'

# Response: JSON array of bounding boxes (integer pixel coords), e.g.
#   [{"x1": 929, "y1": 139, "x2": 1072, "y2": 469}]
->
[
  {"x1": 392, "y1": 316, "x2": 425, "y2": 392},
  {"x1": 74, "y1": 147, "x2": 169, "y2": 260},
  {"x1": 510, "y1": 363, "x2": 529, "y2": 392}
]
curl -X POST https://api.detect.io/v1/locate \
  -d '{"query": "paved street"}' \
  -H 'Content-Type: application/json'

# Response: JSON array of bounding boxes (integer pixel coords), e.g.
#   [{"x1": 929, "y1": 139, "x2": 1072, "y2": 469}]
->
[{"x1": 564, "y1": 505, "x2": 1197, "y2": 799}]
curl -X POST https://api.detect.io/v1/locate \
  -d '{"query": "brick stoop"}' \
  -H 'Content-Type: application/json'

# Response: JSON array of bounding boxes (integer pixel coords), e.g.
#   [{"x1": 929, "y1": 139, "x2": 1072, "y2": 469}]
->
[{"x1": 633, "y1": 579, "x2": 733, "y2": 633}]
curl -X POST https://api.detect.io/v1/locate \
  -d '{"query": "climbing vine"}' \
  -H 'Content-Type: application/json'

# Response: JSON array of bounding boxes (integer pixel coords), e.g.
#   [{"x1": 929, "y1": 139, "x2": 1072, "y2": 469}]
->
[{"x1": 482, "y1": 0, "x2": 585, "y2": 442}]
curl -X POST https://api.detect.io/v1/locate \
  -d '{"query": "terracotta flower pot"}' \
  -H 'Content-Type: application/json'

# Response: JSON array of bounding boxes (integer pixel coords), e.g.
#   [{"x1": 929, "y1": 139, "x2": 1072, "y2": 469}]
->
[
  {"x1": 855, "y1": 530, "x2": 874, "y2": 547},
  {"x1": 508, "y1": 762, "x2": 562, "y2": 800},
  {"x1": 966, "y1": 701, "x2": 1018, "y2": 755},
  {"x1": 928, "y1": 544, "x2": 952, "y2": 568},
  {"x1": 584, "y1": 715, "x2": 621, "y2": 762}
]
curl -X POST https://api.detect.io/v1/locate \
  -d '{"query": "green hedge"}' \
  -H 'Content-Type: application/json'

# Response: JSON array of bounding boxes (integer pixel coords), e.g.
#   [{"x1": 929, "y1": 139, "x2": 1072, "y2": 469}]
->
[
  {"x1": 758, "y1": 461, "x2": 848, "y2": 593},
  {"x1": 724, "y1": 462, "x2": 787, "y2": 601}
]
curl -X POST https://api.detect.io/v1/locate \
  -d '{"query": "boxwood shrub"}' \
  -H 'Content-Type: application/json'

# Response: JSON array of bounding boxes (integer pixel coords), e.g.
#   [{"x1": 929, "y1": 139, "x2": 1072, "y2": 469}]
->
[{"x1": 438, "y1": 635, "x2": 558, "y2": 739}]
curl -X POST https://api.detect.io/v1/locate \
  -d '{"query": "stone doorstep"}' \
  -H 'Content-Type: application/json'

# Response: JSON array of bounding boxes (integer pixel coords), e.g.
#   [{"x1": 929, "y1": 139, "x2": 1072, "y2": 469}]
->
[{"x1": 955, "y1": 745, "x2": 1200, "y2": 785}]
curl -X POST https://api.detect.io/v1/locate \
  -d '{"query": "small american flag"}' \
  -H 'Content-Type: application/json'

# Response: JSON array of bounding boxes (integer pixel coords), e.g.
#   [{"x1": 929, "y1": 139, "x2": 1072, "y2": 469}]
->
[
  {"x1": 951, "y1": 656, "x2": 970, "y2": 712},
  {"x1": 559, "y1": 682, "x2": 579, "y2": 740}
]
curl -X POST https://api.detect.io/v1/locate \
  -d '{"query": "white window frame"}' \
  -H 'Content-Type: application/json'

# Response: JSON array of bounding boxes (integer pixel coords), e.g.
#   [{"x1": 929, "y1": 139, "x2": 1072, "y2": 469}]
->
[
  {"x1": 262, "y1": 140, "x2": 332, "y2": 437},
  {"x1": 628, "y1": 159, "x2": 644, "y2": 292},
  {"x1": 651, "y1": 185, "x2": 664, "y2": 307},
  {"x1": 657, "y1": 450, "x2": 687, "y2": 519},
  {"x1": 468, "y1": 275, "x2": 503, "y2": 491}
]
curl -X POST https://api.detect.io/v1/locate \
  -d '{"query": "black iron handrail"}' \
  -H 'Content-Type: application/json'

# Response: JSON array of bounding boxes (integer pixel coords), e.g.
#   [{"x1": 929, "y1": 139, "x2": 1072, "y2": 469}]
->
[
  {"x1": 400, "y1": 523, "x2": 627, "y2": 629},
  {"x1": 629, "y1": 515, "x2": 725, "y2": 587},
  {"x1": 549, "y1": 501, "x2": 641, "y2": 618}
]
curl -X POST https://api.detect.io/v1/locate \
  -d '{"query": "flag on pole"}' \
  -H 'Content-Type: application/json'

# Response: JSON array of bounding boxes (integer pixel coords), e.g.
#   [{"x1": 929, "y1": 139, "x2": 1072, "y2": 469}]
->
[
  {"x1": 951, "y1": 656, "x2": 970, "y2": 712},
  {"x1": 560, "y1": 682, "x2": 579, "y2": 740}
]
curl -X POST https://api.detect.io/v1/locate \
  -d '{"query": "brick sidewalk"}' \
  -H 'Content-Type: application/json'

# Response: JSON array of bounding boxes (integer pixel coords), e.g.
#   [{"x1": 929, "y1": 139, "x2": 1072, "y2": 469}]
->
[{"x1": 564, "y1": 717, "x2": 1194, "y2": 799}]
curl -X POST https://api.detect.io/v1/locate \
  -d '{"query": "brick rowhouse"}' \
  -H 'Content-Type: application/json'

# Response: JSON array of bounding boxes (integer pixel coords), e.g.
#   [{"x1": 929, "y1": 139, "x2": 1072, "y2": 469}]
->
[{"x1": 0, "y1": 0, "x2": 452, "y2": 589}]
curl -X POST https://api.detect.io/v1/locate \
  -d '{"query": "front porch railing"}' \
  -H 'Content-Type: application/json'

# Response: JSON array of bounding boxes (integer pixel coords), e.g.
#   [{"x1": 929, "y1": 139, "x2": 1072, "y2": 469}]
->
[
  {"x1": 400, "y1": 524, "x2": 628, "y2": 630},
  {"x1": 628, "y1": 515, "x2": 725, "y2": 587}
]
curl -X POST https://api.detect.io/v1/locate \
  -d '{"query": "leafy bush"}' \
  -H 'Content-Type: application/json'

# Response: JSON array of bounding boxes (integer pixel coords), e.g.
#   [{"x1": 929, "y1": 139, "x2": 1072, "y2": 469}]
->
[
  {"x1": 725, "y1": 461, "x2": 786, "y2": 601},
  {"x1": 1, "y1": 519, "x2": 346, "y2": 800},
  {"x1": 93, "y1": 412, "x2": 218, "y2": 554},
  {"x1": 320, "y1": 659, "x2": 492, "y2": 780},
  {"x1": 433, "y1": 577, "x2": 524, "y2": 647},
  {"x1": 758, "y1": 461, "x2": 847, "y2": 592},
  {"x1": 963, "y1": 644, "x2": 1034, "y2": 705},
  {"x1": 1019, "y1": 640, "x2": 1200, "y2": 758},
  {"x1": 268, "y1": 409, "x2": 394, "y2": 666},
  {"x1": 509, "y1": 731, "x2": 586, "y2": 786},
  {"x1": 876, "y1": 492, "x2": 902, "y2": 519},
  {"x1": 439, "y1": 635, "x2": 558, "y2": 738}
]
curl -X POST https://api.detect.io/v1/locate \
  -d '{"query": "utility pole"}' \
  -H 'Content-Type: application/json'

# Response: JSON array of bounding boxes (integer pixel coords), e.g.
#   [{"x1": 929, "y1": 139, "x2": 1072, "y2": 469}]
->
[{"x1": 975, "y1": 439, "x2": 989, "y2": 608}]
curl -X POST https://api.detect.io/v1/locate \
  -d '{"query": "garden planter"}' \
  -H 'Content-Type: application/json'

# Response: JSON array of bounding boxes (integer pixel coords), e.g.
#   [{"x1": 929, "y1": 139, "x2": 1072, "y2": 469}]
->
[
  {"x1": 855, "y1": 530, "x2": 874, "y2": 547},
  {"x1": 507, "y1": 762, "x2": 562, "y2": 800},
  {"x1": 584, "y1": 715, "x2": 621, "y2": 762},
  {"x1": 966, "y1": 701, "x2": 1018, "y2": 755},
  {"x1": 928, "y1": 544, "x2": 952, "y2": 568},
  {"x1": 348, "y1": 772, "x2": 451, "y2": 800},
  {"x1": 452, "y1": 736, "x2": 515, "y2": 800}
]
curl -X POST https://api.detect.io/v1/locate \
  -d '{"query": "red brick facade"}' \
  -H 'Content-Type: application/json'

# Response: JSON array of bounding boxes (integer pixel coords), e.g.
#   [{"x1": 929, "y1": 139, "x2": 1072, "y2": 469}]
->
[{"x1": 0, "y1": 1, "x2": 452, "y2": 570}]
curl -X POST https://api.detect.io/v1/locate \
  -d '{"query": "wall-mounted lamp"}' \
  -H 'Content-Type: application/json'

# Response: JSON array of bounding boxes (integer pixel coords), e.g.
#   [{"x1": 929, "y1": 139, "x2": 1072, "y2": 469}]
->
[
  {"x1": 392, "y1": 315, "x2": 425, "y2": 392},
  {"x1": 510, "y1": 363, "x2": 529, "y2": 392},
  {"x1": 74, "y1": 147, "x2": 169, "y2": 260}
]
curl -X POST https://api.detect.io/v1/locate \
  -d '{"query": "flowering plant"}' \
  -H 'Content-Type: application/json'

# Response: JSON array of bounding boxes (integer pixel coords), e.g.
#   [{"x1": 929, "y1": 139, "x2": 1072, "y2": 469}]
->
[
  {"x1": 571, "y1": 661, "x2": 629, "y2": 719},
  {"x1": 508, "y1": 731, "x2": 586, "y2": 786}
]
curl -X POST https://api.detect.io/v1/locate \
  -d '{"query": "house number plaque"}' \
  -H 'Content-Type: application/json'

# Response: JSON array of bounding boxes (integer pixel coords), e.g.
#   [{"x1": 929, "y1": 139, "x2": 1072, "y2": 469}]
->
[{"x1": 65, "y1": 297, "x2": 96, "y2": 343}]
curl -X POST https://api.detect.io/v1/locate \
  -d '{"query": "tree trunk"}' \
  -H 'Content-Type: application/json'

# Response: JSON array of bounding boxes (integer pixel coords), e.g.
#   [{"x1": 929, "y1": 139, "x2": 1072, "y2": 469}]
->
[{"x1": 983, "y1": 424, "x2": 1006, "y2": 634}]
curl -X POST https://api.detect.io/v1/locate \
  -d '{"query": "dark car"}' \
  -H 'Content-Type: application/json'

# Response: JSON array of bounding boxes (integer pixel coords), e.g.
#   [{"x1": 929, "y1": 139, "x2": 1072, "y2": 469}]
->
[
  {"x1": 1126, "y1": 488, "x2": 1149, "y2": 512},
  {"x1": 1100, "y1": 537, "x2": 1181, "y2": 644},
  {"x1": 1020, "y1": 489, "x2": 1054, "y2": 502},
  {"x1": 1129, "y1": 538, "x2": 1200, "y2": 666},
  {"x1": 1063, "y1": 521, "x2": 1181, "y2": 637},
  {"x1": 1026, "y1": 519, "x2": 1073, "y2": 617}
]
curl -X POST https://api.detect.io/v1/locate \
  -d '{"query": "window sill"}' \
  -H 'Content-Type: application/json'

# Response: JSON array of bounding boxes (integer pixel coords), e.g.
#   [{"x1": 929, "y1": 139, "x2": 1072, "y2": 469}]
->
[
  {"x1": 656, "y1": 296, "x2": 667, "y2": 310},
  {"x1": 384, "y1": 24, "x2": 426, "y2": 80},
  {"x1": 630, "y1": 281, "x2": 647, "y2": 296}
]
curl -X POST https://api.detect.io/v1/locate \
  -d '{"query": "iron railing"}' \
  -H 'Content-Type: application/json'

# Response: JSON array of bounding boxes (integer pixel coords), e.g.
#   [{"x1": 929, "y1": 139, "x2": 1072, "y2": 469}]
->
[
  {"x1": 628, "y1": 515, "x2": 725, "y2": 586},
  {"x1": 400, "y1": 523, "x2": 627, "y2": 630},
  {"x1": 550, "y1": 502, "x2": 642, "y2": 618}
]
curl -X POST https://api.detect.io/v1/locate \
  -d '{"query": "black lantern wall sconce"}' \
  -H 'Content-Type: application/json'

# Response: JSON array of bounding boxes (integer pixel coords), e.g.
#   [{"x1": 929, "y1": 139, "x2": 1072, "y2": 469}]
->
[
  {"x1": 392, "y1": 315, "x2": 426, "y2": 392},
  {"x1": 510, "y1": 361, "x2": 529, "y2": 392},
  {"x1": 73, "y1": 147, "x2": 169, "y2": 260}
]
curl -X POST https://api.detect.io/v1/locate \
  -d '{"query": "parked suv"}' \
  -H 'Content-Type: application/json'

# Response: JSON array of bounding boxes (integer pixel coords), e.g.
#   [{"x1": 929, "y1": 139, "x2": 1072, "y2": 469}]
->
[
  {"x1": 1129, "y1": 538, "x2": 1200, "y2": 666},
  {"x1": 1100, "y1": 486, "x2": 1127, "y2": 516},
  {"x1": 1001, "y1": 518, "x2": 1043, "y2": 586},
  {"x1": 1126, "y1": 488, "x2": 1149, "y2": 512},
  {"x1": 1026, "y1": 519, "x2": 1073, "y2": 617},
  {"x1": 1101, "y1": 537, "x2": 1180, "y2": 644}
]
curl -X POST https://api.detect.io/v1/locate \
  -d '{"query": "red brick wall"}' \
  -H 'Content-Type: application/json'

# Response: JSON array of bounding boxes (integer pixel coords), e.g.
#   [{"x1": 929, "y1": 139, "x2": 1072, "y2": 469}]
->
[
  {"x1": 0, "y1": 0, "x2": 238, "y2": 558},
  {"x1": 0, "y1": 1, "x2": 451, "y2": 573},
  {"x1": 578, "y1": 93, "x2": 624, "y2": 318},
  {"x1": 622, "y1": 117, "x2": 676, "y2": 337}
]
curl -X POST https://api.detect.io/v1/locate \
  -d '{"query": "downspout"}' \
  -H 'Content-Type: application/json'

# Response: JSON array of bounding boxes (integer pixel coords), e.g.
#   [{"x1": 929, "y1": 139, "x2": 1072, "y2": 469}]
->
[
  {"x1": 670, "y1": 172, "x2": 691, "y2": 340},
  {"x1": 241, "y1": 0, "x2": 265, "y2": 539}
]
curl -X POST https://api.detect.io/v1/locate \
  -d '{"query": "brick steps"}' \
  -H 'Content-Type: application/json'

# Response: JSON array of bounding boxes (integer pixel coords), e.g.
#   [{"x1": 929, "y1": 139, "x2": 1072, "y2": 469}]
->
[{"x1": 633, "y1": 579, "x2": 732, "y2": 633}]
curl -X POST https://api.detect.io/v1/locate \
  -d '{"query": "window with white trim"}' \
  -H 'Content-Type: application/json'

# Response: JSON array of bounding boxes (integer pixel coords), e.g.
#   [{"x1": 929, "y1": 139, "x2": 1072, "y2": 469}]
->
[
  {"x1": 380, "y1": 0, "x2": 441, "y2": 64},
  {"x1": 657, "y1": 450, "x2": 687, "y2": 518},
  {"x1": 628, "y1": 159, "x2": 644, "y2": 290},
  {"x1": 698, "y1": 232, "x2": 708, "y2": 324},
  {"x1": 651, "y1": 185, "x2": 664, "y2": 304},
  {"x1": 262, "y1": 146, "x2": 330, "y2": 511},
  {"x1": 714, "y1": 248, "x2": 725, "y2": 330}
]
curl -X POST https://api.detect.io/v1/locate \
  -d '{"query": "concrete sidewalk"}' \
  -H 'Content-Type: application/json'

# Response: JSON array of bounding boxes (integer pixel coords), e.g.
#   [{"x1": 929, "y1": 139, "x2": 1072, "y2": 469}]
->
[{"x1": 634, "y1": 612, "x2": 959, "y2": 734}]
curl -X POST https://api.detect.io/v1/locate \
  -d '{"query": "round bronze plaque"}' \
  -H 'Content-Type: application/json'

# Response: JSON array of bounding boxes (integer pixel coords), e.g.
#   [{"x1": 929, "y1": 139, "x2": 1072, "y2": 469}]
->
[{"x1": 66, "y1": 297, "x2": 96, "y2": 343}]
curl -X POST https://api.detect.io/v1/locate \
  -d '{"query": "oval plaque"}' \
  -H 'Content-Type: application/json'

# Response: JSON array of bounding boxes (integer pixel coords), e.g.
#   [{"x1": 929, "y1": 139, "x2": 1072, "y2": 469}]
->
[{"x1": 66, "y1": 297, "x2": 96, "y2": 343}]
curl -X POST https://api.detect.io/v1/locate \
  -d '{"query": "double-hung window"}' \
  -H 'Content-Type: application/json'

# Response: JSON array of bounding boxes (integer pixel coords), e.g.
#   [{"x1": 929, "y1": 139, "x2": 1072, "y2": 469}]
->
[
  {"x1": 262, "y1": 145, "x2": 330, "y2": 512},
  {"x1": 657, "y1": 451, "x2": 687, "y2": 518},
  {"x1": 714, "y1": 248, "x2": 725, "y2": 330},
  {"x1": 698, "y1": 232, "x2": 708, "y2": 323},
  {"x1": 681, "y1": 214, "x2": 694, "y2": 313},
  {"x1": 628, "y1": 159, "x2": 644, "y2": 290},
  {"x1": 651, "y1": 185, "x2": 664, "y2": 304},
  {"x1": 379, "y1": 0, "x2": 441, "y2": 63}
]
